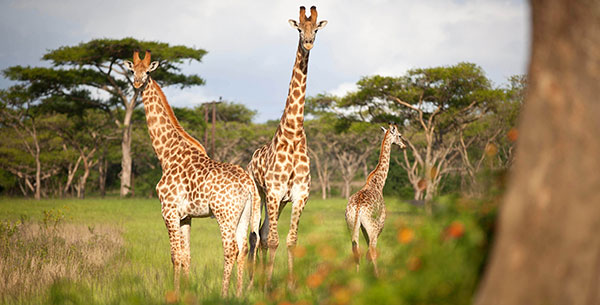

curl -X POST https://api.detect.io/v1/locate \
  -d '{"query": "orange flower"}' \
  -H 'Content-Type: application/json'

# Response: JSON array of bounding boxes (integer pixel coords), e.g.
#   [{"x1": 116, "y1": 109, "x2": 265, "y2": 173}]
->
[
  {"x1": 507, "y1": 128, "x2": 519, "y2": 142},
  {"x1": 444, "y1": 221, "x2": 465, "y2": 240},
  {"x1": 331, "y1": 286, "x2": 352, "y2": 305},
  {"x1": 397, "y1": 228, "x2": 414, "y2": 244},
  {"x1": 317, "y1": 244, "x2": 337, "y2": 260},
  {"x1": 293, "y1": 245, "x2": 307, "y2": 258},
  {"x1": 407, "y1": 256, "x2": 422, "y2": 271},
  {"x1": 485, "y1": 143, "x2": 498, "y2": 157},
  {"x1": 306, "y1": 272, "x2": 324, "y2": 288}
]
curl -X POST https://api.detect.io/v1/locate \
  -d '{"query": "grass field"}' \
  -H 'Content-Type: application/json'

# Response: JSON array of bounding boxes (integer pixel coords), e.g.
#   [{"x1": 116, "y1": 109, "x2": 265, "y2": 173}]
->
[{"x1": 0, "y1": 196, "x2": 492, "y2": 305}]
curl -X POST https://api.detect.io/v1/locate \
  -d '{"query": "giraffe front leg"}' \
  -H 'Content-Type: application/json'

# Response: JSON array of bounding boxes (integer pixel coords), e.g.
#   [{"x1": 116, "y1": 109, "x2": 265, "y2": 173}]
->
[
  {"x1": 286, "y1": 189, "x2": 309, "y2": 289},
  {"x1": 179, "y1": 216, "x2": 192, "y2": 288},
  {"x1": 163, "y1": 209, "x2": 184, "y2": 292},
  {"x1": 264, "y1": 195, "x2": 281, "y2": 290}
]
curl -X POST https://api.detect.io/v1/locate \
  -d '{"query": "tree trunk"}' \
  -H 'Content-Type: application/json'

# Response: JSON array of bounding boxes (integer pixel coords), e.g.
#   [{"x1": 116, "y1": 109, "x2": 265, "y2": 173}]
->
[
  {"x1": 120, "y1": 101, "x2": 135, "y2": 197},
  {"x1": 475, "y1": 1, "x2": 600, "y2": 304},
  {"x1": 34, "y1": 139, "x2": 41, "y2": 200},
  {"x1": 98, "y1": 151, "x2": 107, "y2": 198}
]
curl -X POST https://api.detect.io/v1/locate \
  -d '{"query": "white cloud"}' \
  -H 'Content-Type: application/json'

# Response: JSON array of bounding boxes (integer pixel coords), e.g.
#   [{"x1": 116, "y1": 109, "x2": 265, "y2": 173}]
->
[
  {"x1": 1, "y1": 0, "x2": 529, "y2": 122},
  {"x1": 327, "y1": 82, "x2": 358, "y2": 97}
]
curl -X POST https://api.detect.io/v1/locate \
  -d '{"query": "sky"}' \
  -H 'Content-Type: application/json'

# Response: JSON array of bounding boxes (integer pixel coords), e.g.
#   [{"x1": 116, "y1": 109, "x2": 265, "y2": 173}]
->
[{"x1": 0, "y1": 0, "x2": 530, "y2": 122}]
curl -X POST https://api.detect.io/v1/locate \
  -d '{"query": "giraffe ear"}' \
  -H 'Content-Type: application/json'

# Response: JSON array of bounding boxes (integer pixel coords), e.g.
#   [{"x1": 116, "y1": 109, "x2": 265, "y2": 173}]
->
[
  {"x1": 123, "y1": 60, "x2": 134, "y2": 71},
  {"x1": 148, "y1": 61, "x2": 159, "y2": 72},
  {"x1": 381, "y1": 126, "x2": 387, "y2": 133},
  {"x1": 316, "y1": 20, "x2": 328, "y2": 30},
  {"x1": 289, "y1": 19, "x2": 299, "y2": 30}
]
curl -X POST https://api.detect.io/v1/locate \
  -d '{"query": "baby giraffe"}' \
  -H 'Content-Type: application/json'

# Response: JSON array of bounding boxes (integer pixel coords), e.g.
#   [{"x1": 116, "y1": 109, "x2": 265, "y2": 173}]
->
[{"x1": 345, "y1": 123, "x2": 407, "y2": 276}]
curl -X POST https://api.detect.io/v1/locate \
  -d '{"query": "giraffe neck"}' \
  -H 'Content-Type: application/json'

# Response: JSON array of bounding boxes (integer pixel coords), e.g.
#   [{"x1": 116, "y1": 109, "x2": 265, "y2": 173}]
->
[
  {"x1": 141, "y1": 79, "x2": 207, "y2": 168},
  {"x1": 366, "y1": 132, "x2": 393, "y2": 193},
  {"x1": 274, "y1": 41, "x2": 309, "y2": 143}
]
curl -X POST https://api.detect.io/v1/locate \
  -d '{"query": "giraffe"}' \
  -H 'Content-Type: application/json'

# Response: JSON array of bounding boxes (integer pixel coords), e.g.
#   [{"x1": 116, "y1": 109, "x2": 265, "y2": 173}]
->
[
  {"x1": 345, "y1": 123, "x2": 407, "y2": 277},
  {"x1": 124, "y1": 50, "x2": 261, "y2": 297},
  {"x1": 247, "y1": 6, "x2": 327, "y2": 287}
]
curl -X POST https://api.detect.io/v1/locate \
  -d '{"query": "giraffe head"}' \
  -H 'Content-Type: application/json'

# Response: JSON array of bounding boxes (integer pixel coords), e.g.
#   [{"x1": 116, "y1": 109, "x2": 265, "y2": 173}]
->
[
  {"x1": 289, "y1": 6, "x2": 327, "y2": 51},
  {"x1": 381, "y1": 123, "x2": 408, "y2": 150},
  {"x1": 123, "y1": 50, "x2": 159, "y2": 89}
]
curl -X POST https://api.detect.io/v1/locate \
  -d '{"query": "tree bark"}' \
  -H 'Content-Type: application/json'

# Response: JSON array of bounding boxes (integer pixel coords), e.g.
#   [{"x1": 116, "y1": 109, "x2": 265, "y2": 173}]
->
[
  {"x1": 120, "y1": 99, "x2": 135, "y2": 197},
  {"x1": 475, "y1": 1, "x2": 600, "y2": 304}
]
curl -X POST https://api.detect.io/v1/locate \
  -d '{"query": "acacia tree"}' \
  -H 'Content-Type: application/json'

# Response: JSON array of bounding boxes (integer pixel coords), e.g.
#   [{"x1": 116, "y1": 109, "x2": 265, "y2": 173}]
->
[
  {"x1": 340, "y1": 63, "x2": 502, "y2": 204},
  {"x1": 456, "y1": 75, "x2": 523, "y2": 195},
  {"x1": 3, "y1": 38, "x2": 206, "y2": 197}
]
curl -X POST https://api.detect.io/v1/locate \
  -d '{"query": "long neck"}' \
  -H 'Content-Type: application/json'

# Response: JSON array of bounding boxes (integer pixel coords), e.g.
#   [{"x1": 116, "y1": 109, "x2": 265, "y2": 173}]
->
[
  {"x1": 366, "y1": 132, "x2": 393, "y2": 192},
  {"x1": 141, "y1": 79, "x2": 207, "y2": 168},
  {"x1": 273, "y1": 41, "x2": 309, "y2": 143}
]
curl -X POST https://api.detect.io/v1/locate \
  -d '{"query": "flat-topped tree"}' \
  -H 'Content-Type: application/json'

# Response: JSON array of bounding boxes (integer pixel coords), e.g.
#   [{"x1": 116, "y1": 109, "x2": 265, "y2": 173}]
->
[{"x1": 3, "y1": 38, "x2": 206, "y2": 197}]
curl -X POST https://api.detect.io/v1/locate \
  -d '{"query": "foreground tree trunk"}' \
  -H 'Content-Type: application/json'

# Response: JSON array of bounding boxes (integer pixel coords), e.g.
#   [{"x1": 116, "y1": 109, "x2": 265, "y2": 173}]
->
[{"x1": 475, "y1": 1, "x2": 600, "y2": 304}]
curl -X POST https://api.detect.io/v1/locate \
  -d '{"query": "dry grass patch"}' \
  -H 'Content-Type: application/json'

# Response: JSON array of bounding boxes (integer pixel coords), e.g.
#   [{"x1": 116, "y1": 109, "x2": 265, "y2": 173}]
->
[{"x1": 0, "y1": 215, "x2": 123, "y2": 302}]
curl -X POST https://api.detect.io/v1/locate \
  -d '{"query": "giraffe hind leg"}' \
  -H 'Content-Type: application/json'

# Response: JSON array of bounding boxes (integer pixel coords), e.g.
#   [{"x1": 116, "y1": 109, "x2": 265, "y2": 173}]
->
[{"x1": 235, "y1": 197, "x2": 251, "y2": 296}]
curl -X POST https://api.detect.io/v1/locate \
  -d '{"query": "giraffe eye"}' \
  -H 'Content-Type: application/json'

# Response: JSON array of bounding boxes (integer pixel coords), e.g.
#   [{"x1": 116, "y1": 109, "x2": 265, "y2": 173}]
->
[{"x1": 146, "y1": 71, "x2": 150, "y2": 75}]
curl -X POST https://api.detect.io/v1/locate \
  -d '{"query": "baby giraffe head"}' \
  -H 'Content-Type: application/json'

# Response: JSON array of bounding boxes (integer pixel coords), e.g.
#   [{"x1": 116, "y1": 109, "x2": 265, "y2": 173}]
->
[
  {"x1": 381, "y1": 123, "x2": 408, "y2": 150},
  {"x1": 289, "y1": 6, "x2": 328, "y2": 51},
  {"x1": 124, "y1": 50, "x2": 159, "y2": 89}
]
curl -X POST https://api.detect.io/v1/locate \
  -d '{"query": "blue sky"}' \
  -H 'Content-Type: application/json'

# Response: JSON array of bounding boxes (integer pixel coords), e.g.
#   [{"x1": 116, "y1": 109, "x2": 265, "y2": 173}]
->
[{"x1": 0, "y1": 0, "x2": 530, "y2": 122}]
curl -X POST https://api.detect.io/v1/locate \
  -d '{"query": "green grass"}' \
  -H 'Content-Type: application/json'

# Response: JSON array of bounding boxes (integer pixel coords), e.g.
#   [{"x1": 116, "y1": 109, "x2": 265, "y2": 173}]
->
[{"x1": 0, "y1": 196, "x2": 493, "y2": 305}]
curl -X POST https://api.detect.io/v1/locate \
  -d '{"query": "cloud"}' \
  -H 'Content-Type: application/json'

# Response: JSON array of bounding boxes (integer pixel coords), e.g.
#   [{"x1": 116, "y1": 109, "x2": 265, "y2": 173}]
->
[{"x1": 1, "y1": 0, "x2": 529, "y2": 122}]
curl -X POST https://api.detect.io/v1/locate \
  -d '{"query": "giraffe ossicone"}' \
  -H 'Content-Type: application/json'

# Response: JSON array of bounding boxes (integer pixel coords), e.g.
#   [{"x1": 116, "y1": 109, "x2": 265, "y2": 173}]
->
[{"x1": 125, "y1": 50, "x2": 261, "y2": 297}]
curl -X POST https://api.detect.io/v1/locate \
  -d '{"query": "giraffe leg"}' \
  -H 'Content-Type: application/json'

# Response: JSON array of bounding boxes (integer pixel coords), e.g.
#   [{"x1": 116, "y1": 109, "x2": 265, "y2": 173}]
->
[
  {"x1": 362, "y1": 219, "x2": 380, "y2": 278},
  {"x1": 368, "y1": 238, "x2": 380, "y2": 278},
  {"x1": 286, "y1": 193, "x2": 309, "y2": 288},
  {"x1": 258, "y1": 201, "x2": 270, "y2": 265},
  {"x1": 180, "y1": 217, "x2": 192, "y2": 284},
  {"x1": 346, "y1": 206, "x2": 361, "y2": 273},
  {"x1": 163, "y1": 209, "x2": 184, "y2": 292},
  {"x1": 264, "y1": 195, "x2": 281, "y2": 290},
  {"x1": 235, "y1": 198, "x2": 251, "y2": 296},
  {"x1": 220, "y1": 232, "x2": 238, "y2": 297}
]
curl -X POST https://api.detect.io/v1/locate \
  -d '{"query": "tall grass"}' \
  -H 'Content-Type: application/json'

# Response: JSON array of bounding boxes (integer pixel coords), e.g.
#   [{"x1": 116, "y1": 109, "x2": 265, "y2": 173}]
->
[{"x1": 0, "y1": 195, "x2": 495, "y2": 305}]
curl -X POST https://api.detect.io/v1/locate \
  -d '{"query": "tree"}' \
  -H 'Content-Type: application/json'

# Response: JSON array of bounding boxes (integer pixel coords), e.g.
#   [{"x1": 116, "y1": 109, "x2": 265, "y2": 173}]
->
[
  {"x1": 330, "y1": 121, "x2": 380, "y2": 199},
  {"x1": 475, "y1": 1, "x2": 600, "y2": 304},
  {"x1": 0, "y1": 86, "x2": 62, "y2": 199},
  {"x1": 48, "y1": 110, "x2": 114, "y2": 198},
  {"x1": 456, "y1": 75, "x2": 523, "y2": 196},
  {"x1": 3, "y1": 38, "x2": 206, "y2": 197},
  {"x1": 340, "y1": 63, "x2": 503, "y2": 205},
  {"x1": 306, "y1": 115, "x2": 338, "y2": 199}
]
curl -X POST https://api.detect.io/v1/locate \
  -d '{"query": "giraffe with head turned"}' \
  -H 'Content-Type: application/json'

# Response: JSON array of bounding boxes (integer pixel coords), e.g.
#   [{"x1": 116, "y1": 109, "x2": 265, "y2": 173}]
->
[
  {"x1": 247, "y1": 6, "x2": 327, "y2": 287},
  {"x1": 124, "y1": 50, "x2": 261, "y2": 297},
  {"x1": 345, "y1": 123, "x2": 407, "y2": 277}
]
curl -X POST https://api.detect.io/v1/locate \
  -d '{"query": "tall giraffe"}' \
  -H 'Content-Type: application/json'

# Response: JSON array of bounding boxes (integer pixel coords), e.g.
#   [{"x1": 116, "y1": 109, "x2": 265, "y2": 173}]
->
[
  {"x1": 345, "y1": 123, "x2": 407, "y2": 277},
  {"x1": 247, "y1": 6, "x2": 327, "y2": 286},
  {"x1": 124, "y1": 50, "x2": 260, "y2": 297}
]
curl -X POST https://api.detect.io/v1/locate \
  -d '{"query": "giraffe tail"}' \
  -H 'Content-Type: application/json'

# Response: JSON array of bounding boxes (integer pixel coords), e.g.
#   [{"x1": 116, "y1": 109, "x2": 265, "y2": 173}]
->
[{"x1": 247, "y1": 179, "x2": 261, "y2": 287}]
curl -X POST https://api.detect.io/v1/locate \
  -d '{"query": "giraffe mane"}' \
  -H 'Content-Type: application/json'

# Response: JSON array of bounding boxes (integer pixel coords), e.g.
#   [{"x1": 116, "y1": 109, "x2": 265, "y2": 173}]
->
[{"x1": 150, "y1": 80, "x2": 207, "y2": 155}]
